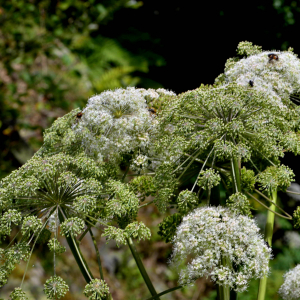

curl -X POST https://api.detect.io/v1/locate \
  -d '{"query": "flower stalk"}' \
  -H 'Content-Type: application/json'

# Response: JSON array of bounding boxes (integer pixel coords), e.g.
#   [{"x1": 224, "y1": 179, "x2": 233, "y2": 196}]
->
[
  {"x1": 257, "y1": 188, "x2": 277, "y2": 300},
  {"x1": 58, "y1": 207, "x2": 94, "y2": 283},
  {"x1": 126, "y1": 237, "x2": 160, "y2": 299}
]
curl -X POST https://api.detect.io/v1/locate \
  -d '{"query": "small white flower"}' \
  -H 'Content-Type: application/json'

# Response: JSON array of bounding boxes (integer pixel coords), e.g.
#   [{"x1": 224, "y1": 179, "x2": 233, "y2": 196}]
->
[
  {"x1": 279, "y1": 264, "x2": 300, "y2": 300},
  {"x1": 130, "y1": 154, "x2": 149, "y2": 171}
]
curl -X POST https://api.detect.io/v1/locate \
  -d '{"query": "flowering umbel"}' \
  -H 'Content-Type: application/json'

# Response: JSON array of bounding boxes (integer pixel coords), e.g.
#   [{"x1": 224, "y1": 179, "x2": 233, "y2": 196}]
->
[
  {"x1": 1, "y1": 42, "x2": 300, "y2": 300},
  {"x1": 278, "y1": 264, "x2": 300, "y2": 300},
  {"x1": 171, "y1": 206, "x2": 271, "y2": 292}
]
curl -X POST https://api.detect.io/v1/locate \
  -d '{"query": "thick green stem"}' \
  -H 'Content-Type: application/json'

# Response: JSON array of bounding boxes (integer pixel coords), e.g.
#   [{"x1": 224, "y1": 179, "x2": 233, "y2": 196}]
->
[
  {"x1": 58, "y1": 207, "x2": 94, "y2": 283},
  {"x1": 257, "y1": 189, "x2": 277, "y2": 300},
  {"x1": 127, "y1": 237, "x2": 160, "y2": 299},
  {"x1": 220, "y1": 256, "x2": 230, "y2": 300},
  {"x1": 231, "y1": 157, "x2": 241, "y2": 193},
  {"x1": 229, "y1": 157, "x2": 240, "y2": 300},
  {"x1": 89, "y1": 228, "x2": 104, "y2": 280}
]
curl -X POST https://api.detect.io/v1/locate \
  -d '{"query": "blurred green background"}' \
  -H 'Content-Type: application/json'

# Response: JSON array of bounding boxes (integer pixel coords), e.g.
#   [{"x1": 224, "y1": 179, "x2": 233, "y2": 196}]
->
[{"x1": 1, "y1": 0, "x2": 300, "y2": 299}]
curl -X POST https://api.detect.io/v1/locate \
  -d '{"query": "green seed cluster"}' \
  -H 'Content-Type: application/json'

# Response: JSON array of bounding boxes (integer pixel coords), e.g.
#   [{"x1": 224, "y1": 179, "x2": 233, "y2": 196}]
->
[
  {"x1": 84, "y1": 279, "x2": 110, "y2": 300},
  {"x1": 177, "y1": 190, "x2": 199, "y2": 214},
  {"x1": 103, "y1": 221, "x2": 151, "y2": 247},
  {"x1": 60, "y1": 217, "x2": 85, "y2": 237},
  {"x1": 226, "y1": 192, "x2": 252, "y2": 217},
  {"x1": 21, "y1": 216, "x2": 43, "y2": 236},
  {"x1": 9, "y1": 287, "x2": 28, "y2": 300},
  {"x1": 43, "y1": 276, "x2": 69, "y2": 299},
  {"x1": 47, "y1": 238, "x2": 66, "y2": 254}
]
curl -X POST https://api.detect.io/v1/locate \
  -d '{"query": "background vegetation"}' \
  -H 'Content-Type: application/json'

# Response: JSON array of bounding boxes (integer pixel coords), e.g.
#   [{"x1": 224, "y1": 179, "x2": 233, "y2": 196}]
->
[{"x1": 1, "y1": 0, "x2": 300, "y2": 299}]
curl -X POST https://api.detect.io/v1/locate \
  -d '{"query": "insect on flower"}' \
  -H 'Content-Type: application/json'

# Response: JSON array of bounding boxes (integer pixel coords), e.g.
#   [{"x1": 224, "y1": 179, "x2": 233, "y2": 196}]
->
[
  {"x1": 148, "y1": 107, "x2": 157, "y2": 116},
  {"x1": 76, "y1": 111, "x2": 83, "y2": 119},
  {"x1": 249, "y1": 80, "x2": 254, "y2": 87},
  {"x1": 268, "y1": 53, "x2": 279, "y2": 62}
]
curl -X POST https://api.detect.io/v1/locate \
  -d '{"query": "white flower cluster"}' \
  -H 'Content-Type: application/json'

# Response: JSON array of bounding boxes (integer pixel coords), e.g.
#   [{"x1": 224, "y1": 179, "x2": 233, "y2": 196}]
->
[
  {"x1": 279, "y1": 264, "x2": 300, "y2": 300},
  {"x1": 171, "y1": 206, "x2": 271, "y2": 292},
  {"x1": 225, "y1": 51, "x2": 300, "y2": 108},
  {"x1": 130, "y1": 154, "x2": 149, "y2": 171},
  {"x1": 73, "y1": 87, "x2": 175, "y2": 162}
]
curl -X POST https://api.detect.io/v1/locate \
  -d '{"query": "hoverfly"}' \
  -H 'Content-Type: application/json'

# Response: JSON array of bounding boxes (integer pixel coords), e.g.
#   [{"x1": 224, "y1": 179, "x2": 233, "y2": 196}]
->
[
  {"x1": 148, "y1": 107, "x2": 157, "y2": 117},
  {"x1": 268, "y1": 53, "x2": 279, "y2": 62}
]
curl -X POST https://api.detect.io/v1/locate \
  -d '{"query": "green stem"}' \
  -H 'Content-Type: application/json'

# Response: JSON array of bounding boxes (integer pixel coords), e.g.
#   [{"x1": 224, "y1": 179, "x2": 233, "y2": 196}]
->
[
  {"x1": 254, "y1": 189, "x2": 292, "y2": 218},
  {"x1": 79, "y1": 224, "x2": 92, "y2": 242},
  {"x1": 58, "y1": 207, "x2": 94, "y2": 283},
  {"x1": 231, "y1": 157, "x2": 241, "y2": 193},
  {"x1": 138, "y1": 200, "x2": 154, "y2": 208},
  {"x1": 229, "y1": 157, "x2": 240, "y2": 300},
  {"x1": 126, "y1": 237, "x2": 160, "y2": 299},
  {"x1": 246, "y1": 191, "x2": 291, "y2": 219},
  {"x1": 89, "y1": 228, "x2": 104, "y2": 280},
  {"x1": 145, "y1": 285, "x2": 183, "y2": 300},
  {"x1": 182, "y1": 152, "x2": 230, "y2": 175},
  {"x1": 220, "y1": 256, "x2": 230, "y2": 300},
  {"x1": 21, "y1": 216, "x2": 50, "y2": 288},
  {"x1": 257, "y1": 188, "x2": 277, "y2": 300}
]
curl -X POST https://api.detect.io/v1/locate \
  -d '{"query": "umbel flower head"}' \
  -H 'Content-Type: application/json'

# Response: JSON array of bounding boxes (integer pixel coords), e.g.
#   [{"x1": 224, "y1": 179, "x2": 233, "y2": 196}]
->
[
  {"x1": 84, "y1": 278, "x2": 110, "y2": 300},
  {"x1": 171, "y1": 206, "x2": 271, "y2": 292},
  {"x1": 226, "y1": 42, "x2": 300, "y2": 107},
  {"x1": 0, "y1": 151, "x2": 147, "y2": 294},
  {"x1": 43, "y1": 275, "x2": 69, "y2": 300},
  {"x1": 278, "y1": 264, "x2": 300, "y2": 300},
  {"x1": 150, "y1": 43, "x2": 300, "y2": 213},
  {"x1": 41, "y1": 87, "x2": 175, "y2": 163}
]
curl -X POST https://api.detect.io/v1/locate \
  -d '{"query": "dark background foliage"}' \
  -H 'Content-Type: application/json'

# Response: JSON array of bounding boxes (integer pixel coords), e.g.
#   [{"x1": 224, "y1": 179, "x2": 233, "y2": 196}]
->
[{"x1": 1, "y1": 1, "x2": 300, "y2": 299}]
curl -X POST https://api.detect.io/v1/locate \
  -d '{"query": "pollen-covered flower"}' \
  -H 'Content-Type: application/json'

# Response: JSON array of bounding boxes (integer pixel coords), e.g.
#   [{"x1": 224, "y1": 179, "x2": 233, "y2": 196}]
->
[
  {"x1": 226, "y1": 192, "x2": 252, "y2": 217},
  {"x1": 278, "y1": 264, "x2": 300, "y2": 300},
  {"x1": 21, "y1": 216, "x2": 43, "y2": 236},
  {"x1": 171, "y1": 206, "x2": 271, "y2": 292},
  {"x1": 0, "y1": 209, "x2": 21, "y2": 236},
  {"x1": 197, "y1": 169, "x2": 221, "y2": 190}
]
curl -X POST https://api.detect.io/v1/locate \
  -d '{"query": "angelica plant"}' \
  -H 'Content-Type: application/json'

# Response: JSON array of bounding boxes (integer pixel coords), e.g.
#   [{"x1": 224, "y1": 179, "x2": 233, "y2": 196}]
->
[{"x1": 1, "y1": 42, "x2": 300, "y2": 300}]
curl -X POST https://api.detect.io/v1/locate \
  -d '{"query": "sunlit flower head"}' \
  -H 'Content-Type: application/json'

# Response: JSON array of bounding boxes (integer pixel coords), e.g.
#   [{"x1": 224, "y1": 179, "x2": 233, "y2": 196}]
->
[
  {"x1": 171, "y1": 206, "x2": 271, "y2": 292},
  {"x1": 279, "y1": 264, "x2": 300, "y2": 300}
]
